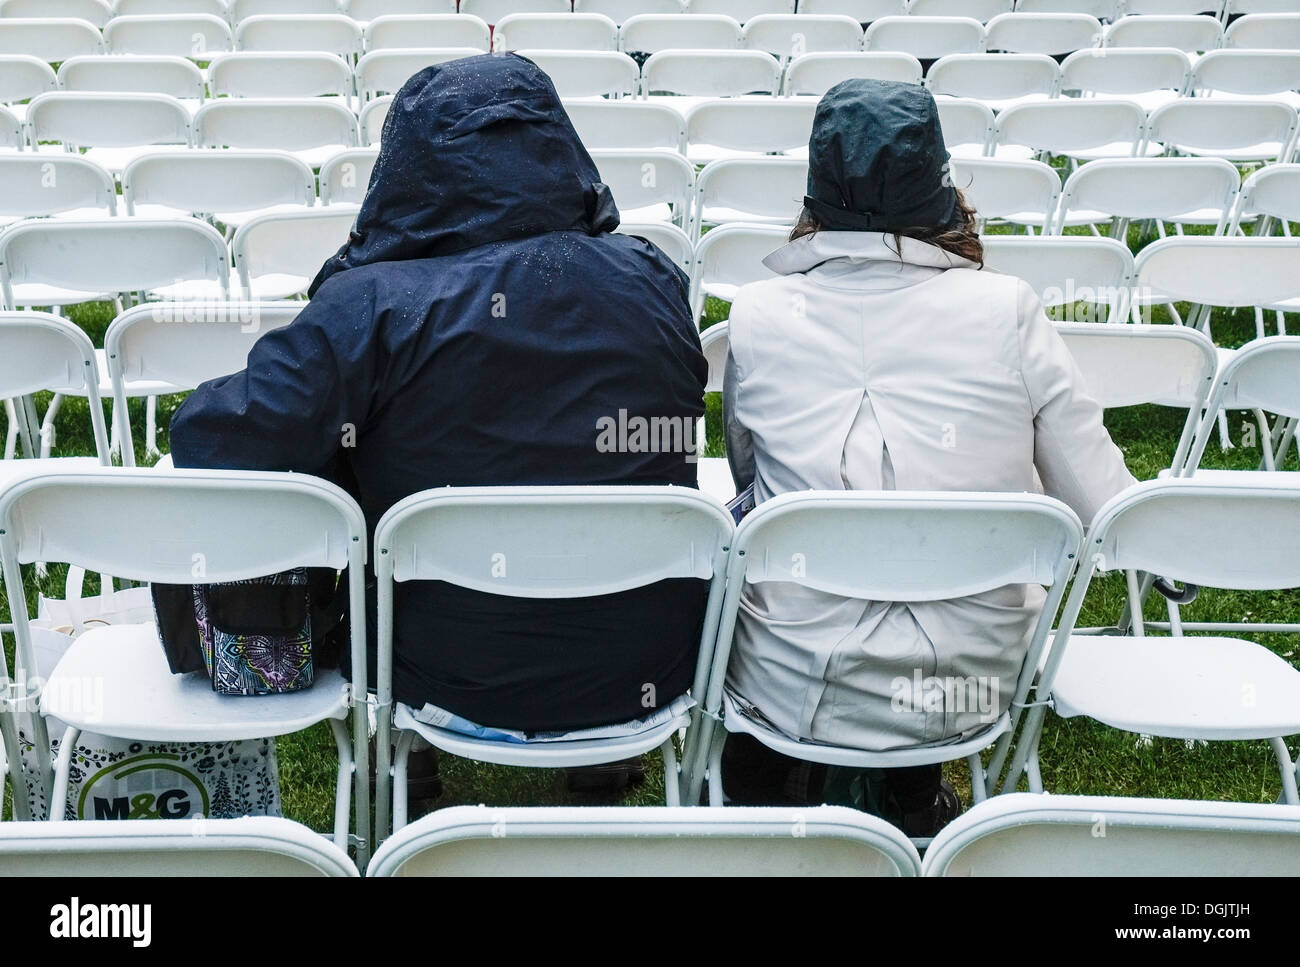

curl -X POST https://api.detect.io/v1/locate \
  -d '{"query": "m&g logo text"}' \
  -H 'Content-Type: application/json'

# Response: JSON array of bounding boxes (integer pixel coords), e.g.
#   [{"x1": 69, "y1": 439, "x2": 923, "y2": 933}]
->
[{"x1": 76, "y1": 754, "x2": 209, "y2": 821}]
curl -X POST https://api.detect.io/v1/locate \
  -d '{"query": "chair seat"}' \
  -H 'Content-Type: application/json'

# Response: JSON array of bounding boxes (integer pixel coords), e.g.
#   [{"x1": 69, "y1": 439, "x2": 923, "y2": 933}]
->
[
  {"x1": 43, "y1": 623, "x2": 350, "y2": 742},
  {"x1": 697, "y1": 455, "x2": 736, "y2": 503},
  {"x1": 701, "y1": 281, "x2": 741, "y2": 303},
  {"x1": 243, "y1": 274, "x2": 313, "y2": 300},
  {"x1": 92, "y1": 348, "x2": 182, "y2": 398},
  {"x1": 7, "y1": 283, "x2": 116, "y2": 307},
  {"x1": 698, "y1": 207, "x2": 795, "y2": 230},
  {"x1": 1050, "y1": 633, "x2": 1300, "y2": 739},
  {"x1": 129, "y1": 201, "x2": 312, "y2": 230}
]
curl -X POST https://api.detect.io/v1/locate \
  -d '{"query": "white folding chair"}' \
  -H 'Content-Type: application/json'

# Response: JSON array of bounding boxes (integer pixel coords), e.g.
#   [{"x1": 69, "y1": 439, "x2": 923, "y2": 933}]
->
[
  {"x1": 947, "y1": 157, "x2": 1060, "y2": 232},
  {"x1": 691, "y1": 156, "x2": 806, "y2": 237},
  {"x1": 1104, "y1": 13, "x2": 1223, "y2": 51},
  {"x1": 368, "y1": 805, "x2": 922, "y2": 876},
  {"x1": 926, "y1": 52, "x2": 1060, "y2": 111},
  {"x1": 1145, "y1": 97, "x2": 1298, "y2": 163},
  {"x1": 590, "y1": 148, "x2": 694, "y2": 224},
  {"x1": 688, "y1": 0, "x2": 795, "y2": 21},
  {"x1": 982, "y1": 234, "x2": 1134, "y2": 320},
  {"x1": 617, "y1": 220, "x2": 694, "y2": 271},
  {"x1": 934, "y1": 95, "x2": 996, "y2": 156},
  {"x1": 319, "y1": 146, "x2": 379, "y2": 205},
  {"x1": 1190, "y1": 48, "x2": 1300, "y2": 108},
  {"x1": 696, "y1": 319, "x2": 734, "y2": 503},
  {"x1": 355, "y1": 49, "x2": 483, "y2": 102},
  {"x1": 1015, "y1": 0, "x2": 1119, "y2": 19},
  {"x1": 796, "y1": 0, "x2": 905, "y2": 19},
  {"x1": 0, "y1": 817, "x2": 359, "y2": 876},
  {"x1": 1058, "y1": 46, "x2": 1190, "y2": 112},
  {"x1": 194, "y1": 98, "x2": 360, "y2": 168},
  {"x1": 57, "y1": 56, "x2": 207, "y2": 115},
  {"x1": 863, "y1": 15, "x2": 986, "y2": 58},
  {"x1": 362, "y1": 14, "x2": 490, "y2": 51},
  {"x1": 683, "y1": 97, "x2": 816, "y2": 164},
  {"x1": 684, "y1": 491, "x2": 1083, "y2": 825},
  {"x1": 992, "y1": 97, "x2": 1149, "y2": 161},
  {"x1": 1055, "y1": 156, "x2": 1240, "y2": 237},
  {"x1": 985, "y1": 11, "x2": 1102, "y2": 54},
  {"x1": 0, "y1": 102, "x2": 16, "y2": 148},
  {"x1": 374, "y1": 487, "x2": 733, "y2": 835},
  {"x1": 235, "y1": 14, "x2": 364, "y2": 57},
  {"x1": 1224, "y1": 11, "x2": 1300, "y2": 49},
  {"x1": 208, "y1": 51, "x2": 354, "y2": 101},
  {"x1": 908, "y1": 0, "x2": 1011, "y2": 21},
  {"x1": 0, "y1": 217, "x2": 230, "y2": 309},
  {"x1": 689, "y1": 221, "x2": 787, "y2": 319},
  {"x1": 0, "y1": 18, "x2": 104, "y2": 63},
  {"x1": 359, "y1": 94, "x2": 390, "y2": 143},
  {"x1": 619, "y1": 13, "x2": 741, "y2": 54},
  {"x1": 232, "y1": 207, "x2": 358, "y2": 299},
  {"x1": 27, "y1": 91, "x2": 192, "y2": 174},
  {"x1": 495, "y1": 12, "x2": 619, "y2": 51},
  {"x1": 123, "y1": 149, "x2": 317, "y2": 228},
  {"x1": 1125, "y1": 0, "x2": 1224, "y2": 13},
  {"x1": 642, "y1": 49, "x2": 782, "y2": 101},
  {"x1": 0, "y1": 467, "x2": 372, "y2": 860},
  {"x1": 783, "y1": 50, "x2": 924, "y2": 95},
  {"x1": 1005, "y1": 475, "x2": 1300, "y2": 803},
  {"x1": 459, "y1": 0, "x2": 570, "y2": 26},
  {"x1": 1229, "y1": 162, "x2": 1300, "y2": 237},
  {"x1": 347, "y1": 0, "x2": 454, "y2": 21},
  {"x1": 229, "y1": 0, "x2": 345, "y2": 21},
  {"x1": 0, "y1": 54, "x2": 56, "y2": 121},
  {"x1": 114, "y1": 0, "x2": 227, "y2": 14},
  {"x1": 0, "y1": 154, "x2": 116, "y2": 223},
  {"x1": 104, "y1": 301, "x2": 304, "y2": 467},
  {"x1": 923, "y1": 794, "x2": 1300, "y2": 876},
  {"x1": 1224, "y1": 0, "x2": 1299, "y2": 14},
  {"x1": 102, "y1": 14, "x2": 234, "y2": 59},
  {"x1": 517, "y1": 50, "x2": 640, "y2": 98},
  {"x1": 740, "y1": 13, "x2": 864, "y2": 58},
  {"x1": 577, "y1": 0, "x2": 684, "y2": 25},
  {"x1": 1, "y1": 0, "x2": 112, "y2": 26},
  {"x1": 563, "y1": 97, "x2": 685, "y2": 150}
]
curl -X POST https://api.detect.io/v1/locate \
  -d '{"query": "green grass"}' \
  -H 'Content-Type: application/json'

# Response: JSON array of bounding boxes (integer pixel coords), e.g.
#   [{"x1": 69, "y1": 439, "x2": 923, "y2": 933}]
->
[{"x1": 3, "y1": 226, "x2": 1300, "y2": 840}]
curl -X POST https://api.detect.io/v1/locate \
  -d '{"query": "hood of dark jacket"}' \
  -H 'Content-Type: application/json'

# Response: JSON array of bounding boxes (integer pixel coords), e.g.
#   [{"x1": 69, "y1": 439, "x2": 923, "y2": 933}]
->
[{"x1": 309, "y1": 51, "x2": 619, "y2": 295}]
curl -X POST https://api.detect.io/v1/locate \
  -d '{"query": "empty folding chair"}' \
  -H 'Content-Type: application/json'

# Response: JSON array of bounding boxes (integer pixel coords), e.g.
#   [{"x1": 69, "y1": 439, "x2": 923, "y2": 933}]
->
[
  {"x1": 923, "y1": 794, "x2": 1300, "y2": 876},
  {"x1": 992, "y1": 97, "x2": 1149, "y2": 161},
  {"x1": 0, "y1": 102, "x2": 17, "y2": 147},
  {"x1": 947, "y1": 157, "x2": 1060, "y2": 232},
  {"x1": 26, "y1": 92, "x2": 192, "y2": 174},
  {"x1": 347, "y1": 0, "x2": 452, "y2": 21},
  {"x1": 1058, "y1": 46, "x2": 1190, "y2": 112},
  {"x1": 1014, "y1": 0, "x2": 1119, "y2": 20},
  {"x1": 982, "y1": 234, "x2": 1134, "y2": 319},
  {"x1": 618, "y1": 221, "x2": 693, "y2": 272},
  {"x1": 590, "y1": 148, "x2": 694, "y2": 224},
  {"x1": 359, "y1": 94, "x2": 389, "y2": 143},
  {"x1": 1224, "y1": 0, "x2": 1300, "y2": 14},
  {"x1": 0, "y1": 54, "x2": 55, "y2": 121},
  {"x1": 102, "y1": 14, "x2": 234, "y2": 59},
  {"x1": 0, "y1": 466, "x2": 372, "y2": 858},
  {"x1": 0, "y1": 18, "x2": 103, "y2": 64},
  {"x1": 362, "y1": 14, "x2": 491, "y2": 52},
  {"x1": 369, "y1": 805, "x2": 922, "y2": 876},
  {"x1": 1005, "y1": 475, "x2": 1300, "y2": 803},
  {"x1": 985, "y1": 12, "x2": 1101, "y2": 54},
  {"x1": 194, "y1": 98, "x2": 360, "y2": 168},
  {"x1": 0, "y1": 817, "x2": 359, "y2": 876},
  {"x1": 57, "y1": 56, "x2": 207, "y2": 115},
  {"x1": 563, "y1": 97, "x2": 685, "y2": 150},
  {"x1": 1125, "y1": 0, "x2": 1224, "y2": 13},
  {"x1": 236, "y1": 15, "x2": 365, "y2": 57},
  {"x1": 0, "y1": 217, "x2": 230, "y2": 309},
  {"x1": 688, "y1": 0, "x2": 795, "y2": 21},
  {"x1": 495, "y1": 12, "x2": 619, "y2": 51},
  {"x1": 123, "y1": 150, "x2": 317, "y2": 228},
  {"x1": 908, "y1": 0, "x2": 1012, "y2": 21},
  {"x1": 863, "y1": 15, "x2": 986, "y2": 59},
  {"x1": 459, "y1": 0, "x2": 571, "y2": 27},
  {"x1": 692, "y1": 156, "x2": 806, "y2": 237},
  {"x1": 113, "y1": 0, "x2": 227, "y2": 13},
  {"x1": 619, "y1": 13, "x2": 742, "y2": 54},
  {"x1": 684, "y1": 97, "x2": 816, "y2": 164},
  {"x1": 1224, "y1": 11, "x2": 1300, "y2": 49},
  {"x1": 642, "y1": 50, "x2": 782, "y2": 102},
  {"x1": 1055, "y1": 156, "x2": 1240, "y2": 237},
  {"x1": 1104, "y1": 13, "x2": 1223, "y2": 51},
  {"x1": 1, "y1": 0, "x2": 112, "y2": 27},
  {"x1": 796, "y1": 0, "x2": 905, "y2": 20},
  {"x1": 229, "y1": 0, "x2": 344, "y2": 20},
  {"x1": 1229, "y1": 162, "x2": 1300, "y2": 237},
  {"x1": 209, "y1": 52, "x2": 354, "y2": 101},
  {"x1": 1145, "y1": 98, "x2": 1298, "y2": 163},
  {"x1": 689, "y1": 222, "x2": 788, "y2": 319},
  {"x1": 0, "y1": 154, "x2": 116, "y2": 225},
  {"x1": 576, "y1": 0, "x2": 684, "y2": 25},
  {"x1": 1191, "y1": 48, "x2": 1300, "y2": 108},
  {"x1": 926, "y1": 53, "x2": 1060, "y2": 111},
  {"x1": 740, "y1": 13, "x2": 864, "y2": 58},
  {"x1": 233, "y1": 207, "x2": 358, "y2": 299},
  {"x1": 935, "y1": 96, "x2": 996, "y2": 156},
  {"x1": 517, "y1": 50, "x2": 640, "y2": 98},
  {"x1": 783, "y1": 51, "x2": 924, "y2": 94},
  {"x1": 356, "y1": 49, "x2": 483, "y2": 102},
  {"x1": 319, "y1": 146, "x2": 379, "y2": 205}
]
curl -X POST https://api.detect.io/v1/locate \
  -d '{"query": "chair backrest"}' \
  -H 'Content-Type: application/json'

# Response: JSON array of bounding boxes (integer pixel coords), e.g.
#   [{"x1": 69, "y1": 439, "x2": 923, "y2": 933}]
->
[
  {"x1": 699, "y1": 320, "x2": 728, "y2": 393},
  {"x1": 0, "y1": 154, "x2": 116, "y2": 218},
  {"x1": 0, "y1": 102, "x2": 16, "y2": 146},
  {"x1": 0, "y1": 53, "x2": 55, "y2": 104},
  {"x1": 195, "y1": 98, "x2": 360, "y2": 150},
  {"x1": 1131, "y1": 235, "x2": 1300, "y2": 312},
  {"x1": 230, "y1": 0, "x2": 345, "y2": 21},
  {"x1": 123, "y1": 149, "x2": 316, "y2": 217},
  {"x1": 1231, "y1": 162, "x2": 1300, "y2": 229},
  {"x1": 27, "y1": 91, "x2": 191, "y2": 149},
  {"x1": 1225, "y1": 11, "x2": 1300, "y2": 49},
  {"x1": 985, "y1": 11, "x2": 1101, "y2": 53},
  {"x1": 1146, "y1": 97, "x2": 1298, "y2": 161},
  {"x1": 740, "y1": 13, "x2": 863, "y2": 57},
  {"x1": 689, "y1": 221, "x2": 789, "y2": 315},
  {"x1": 459, "y1": 0, "x2": 571, "y2": 26},
  {"x1": 923, "y1": 794, "x2": 1300, "y2": 876},
  {"x1": 57, "y1": 54, "x2": 207, "y2": 101},
  {"x1": 235, "y1": 14, "x2": 364, "y2": 55},
  {"x1": 367, "y1": 805, "x2": 922, "y2": 876},
  {"x1": 688, "y1": 0, "x2": 795, "y2": 20},
  {"x1": 576, "y1": 0, "x2": 684, "y2": 25},
  {"x1": 355, "y1": 48, "x2": 483, "y2": 100},
  {"x1": 105, "y1": 301, "x2": 304, "y2": 466},
  {"x1": 590, "y1": 148, "x2": 694, "y2": 221},
  {"x1": 319, "y1": 147, "x2": 379, "y2": 205},
  {"x1": 1015, "y1": 0, "x2": 1118, "y2": 18},
  {"x1": 863, "y1": 15, "x2": 986, "y2": 57},
  {"x1": 495, "y1": 12, "x2": 619, "y2": 51},
  {"x1": 642, "y1": 49, "x2": 782, "y2": 96},
  {"x1": 103, "y1": 14, "x2": 233, "y2": 58},
  {"x1": 783, "y1": 50, "x2": 923, "y2": 94},
  {"x1": 909, "y1": 0, "x2": 1011, "y2": 20},
  {"x1": 114, "y1": 0, "x2": 227, "y2": 14},
  {"x1": 0, "y1": 218, "x2": 230, "y2": 310},
  {"x1": 209, "y1": 51, "x2": 353, "y2": 98},
  {"x1": 359, "y1": 94, "x2": 389, "y2": 143},
  {"x1": 693, "y1": 156, "x2": 807, "y2": 234},
  {"x1": 934, "y1": 96, "x2": 996, "y2": 155},
  {"x1": 232, "y1": 207, "x2": 358, "y2": 299},
  {"x1": 1191, "y1": 48, "x2": 1300, "y2": 96},
  {"x1": 1226, "y1": 0, "x2": 1299, "y2": 13},
  {"x1": 796, "y1": 0, "x2": 904, "y2": 18},
  {"x1": 1, "y1": 0, "x2": 112, "y2": 26},
  {"x1": 684, "y1": 98, "x2": 816, "y2": 155},
  {"x1": 563, "y1": 98, "x2": 685, "y2": 150},
  {"x1": 1059, "y1": 45, "x2": 1190, "y2": 96},
  {"x1": 348, "y1": 0, "x2": 453, "y2": 19},
  {"x1": 0, "y1": 18, "x2": 103, "y2": 62},
  {"x1": 1055, "y1": 156, "x2": 1240, "y2": 233},
  {"x1": 1124, "y1": 0, "x2": 1224, "y2": 13},
  {"x1": 994, "y1": 97, "x2": 1145, "y2": 155},
  {"x1": 617, "y1": 221, "x2": 693, "y2": 271},
  {"x1": 947, "y1": 157, "x2": 1060, "y2": 225},
  {"x1": 981, "y1": 235, "x2": 1134, "y2": 318},
  {"x1": 1104, "y1": 13, "x2": 1223, "y2": 51},
  {"x1": 0, "y1": 817, "x2": 359, "y2": 877},
  {"x1": 926, "y1": 52, "x2": 1060, "y2": 100},
  {"x1": 0, "y1": 310, "x2": 109, "y2": 461},
  {"x1": 1187, "y1": 337, "x2": 1300, "y2": 471},
  {"x1": 517, "y1": 50, "x2": 639, "y2": 97},
  {"x1": 362, "y1": 13, "x2": 490, "y2": 51},
  {"x1": 620, "y1": 13, "x2": 741, "y2": 53}
]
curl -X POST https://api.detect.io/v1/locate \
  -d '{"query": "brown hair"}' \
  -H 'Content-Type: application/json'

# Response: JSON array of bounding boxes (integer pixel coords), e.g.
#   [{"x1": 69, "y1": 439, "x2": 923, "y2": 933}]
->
[{"x1": 789, "y1": 187, "x2": 984, "y2": 269}]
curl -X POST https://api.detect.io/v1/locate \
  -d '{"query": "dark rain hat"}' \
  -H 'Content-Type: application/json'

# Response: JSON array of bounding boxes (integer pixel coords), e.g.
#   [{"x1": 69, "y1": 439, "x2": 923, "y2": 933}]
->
[{"x1": 803, "y1": 78, "x2": 962, "y2": 234}]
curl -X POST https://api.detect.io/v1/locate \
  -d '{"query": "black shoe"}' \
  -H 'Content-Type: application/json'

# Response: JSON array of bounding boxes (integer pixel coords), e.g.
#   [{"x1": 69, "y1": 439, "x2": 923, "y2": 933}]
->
[
  {"x1": 368, "y1": 738, "x2": 444, "y2": 803},
  {"x1": 899, "y1": 780, "x2": 962, "y2": 838},
  {"x1": 563, "y1": 757, "x2": 646, "y2": 794}
]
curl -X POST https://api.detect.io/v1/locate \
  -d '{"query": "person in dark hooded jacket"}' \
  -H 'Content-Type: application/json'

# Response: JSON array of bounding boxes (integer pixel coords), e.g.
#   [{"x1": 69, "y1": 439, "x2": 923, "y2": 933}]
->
[{"x1": 169, "y1": 52, "x2": 709, "y2": 738}]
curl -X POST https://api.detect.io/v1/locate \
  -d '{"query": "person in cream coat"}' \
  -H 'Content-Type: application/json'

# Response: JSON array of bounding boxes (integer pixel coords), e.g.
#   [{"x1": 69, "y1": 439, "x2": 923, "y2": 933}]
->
[{"x1": 721, "y1": 79, "x2": 1136, "y2": 834}]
